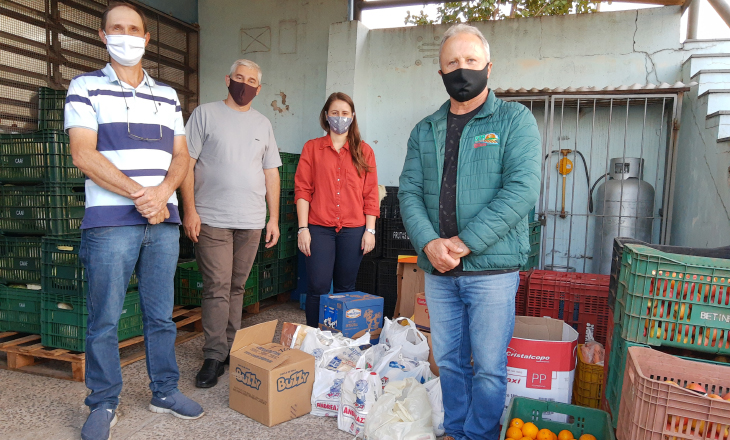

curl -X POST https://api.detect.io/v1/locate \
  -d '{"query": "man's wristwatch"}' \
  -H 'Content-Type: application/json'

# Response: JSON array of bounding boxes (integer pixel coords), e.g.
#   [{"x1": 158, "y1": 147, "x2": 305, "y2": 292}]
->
[{"x1": 366, "y1": 228, "x2": 376, "y2": 235}]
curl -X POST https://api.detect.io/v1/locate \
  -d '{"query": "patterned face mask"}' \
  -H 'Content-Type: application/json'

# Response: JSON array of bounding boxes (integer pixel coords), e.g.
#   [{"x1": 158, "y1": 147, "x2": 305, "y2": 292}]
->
[{"x1": 327, "y1": 115, "x2": 353, "y2": 135}]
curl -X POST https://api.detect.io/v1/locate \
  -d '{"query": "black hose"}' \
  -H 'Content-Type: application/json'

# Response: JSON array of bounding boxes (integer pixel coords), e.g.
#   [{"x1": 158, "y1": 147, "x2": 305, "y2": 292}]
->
[
  {"x1": 546, "y1": 150, "x2": 592, "y2": 214},
  {"x1": 589, "y1": 173, "x2": 609, "y2": 214}
]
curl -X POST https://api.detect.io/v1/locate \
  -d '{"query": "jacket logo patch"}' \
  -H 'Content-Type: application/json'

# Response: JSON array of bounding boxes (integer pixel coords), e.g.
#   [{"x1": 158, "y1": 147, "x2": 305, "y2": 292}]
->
[{"x1": 474, "y1": 133, "x2": 499, "y2": 148}]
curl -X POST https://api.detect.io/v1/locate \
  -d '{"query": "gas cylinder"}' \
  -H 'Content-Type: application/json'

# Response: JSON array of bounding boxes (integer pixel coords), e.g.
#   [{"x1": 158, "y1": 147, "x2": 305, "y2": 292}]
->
[{"x1": 592, "y1": 158, "x2": 654, "y2": 275}]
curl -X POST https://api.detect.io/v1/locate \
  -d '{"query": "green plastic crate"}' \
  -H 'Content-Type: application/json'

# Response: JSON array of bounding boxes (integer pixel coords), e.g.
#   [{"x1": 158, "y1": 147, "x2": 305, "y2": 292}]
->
[
  {"x1": 0, "y1": 184, "x2": 85, "y2": 235},
  {"x1": 279, "y1": 162, "x2": 297, "y2": 190},
  {"x1": 41, "y1": 291, "x2": 143, "y2": 352},
  {"x1": 279, "y1": 222, "x2": 297, "y2": 243},
  {"x1": 603, "y1": 317, "x2": 728, "y2": 429},
  {"x1": 520, "y1": 222, "x2": 541, "y2": 271},
  {"x1": 279, "y1": 188, "x2": 297, "y2": 223},
  {"x1": 0, "y1": 285, "x2": 42, "y2": 333},
  {"x1": 257, "y1": 232, "x2": 278, "y2": 264},
  {"x1": 259, "y1": 261, "x2": 278, "y2": 300},
  {"x1": 279, "y1": 152, "x2": 300, "y2": 164},
  {"x1": 616, "y1": 244, "x2": 730, "y2": 354},
  {"x1": 174, "y1": 261, "x2": 258, "y2": 307},
  {"x1": 38, "y1": 87, "x2": 66, "y2": 131},
  {"x1": 0, "y1": 236, "x2": 42, "y2": 284},
  {"x1": 278, "y1": 257, "x2": 297, "y2": 293},
  {"x1": 500, "y1": 397, "x2": 615, "y2": 440},
  {"x1": 0, "y1": 130, "x2": 83, "y2": 184},
  {"x1": 278, "y1": 240, "x2": 298, "y2": 259},
  {"x1": 41, "y1": 237, "x2": 138, "y2": 296}
]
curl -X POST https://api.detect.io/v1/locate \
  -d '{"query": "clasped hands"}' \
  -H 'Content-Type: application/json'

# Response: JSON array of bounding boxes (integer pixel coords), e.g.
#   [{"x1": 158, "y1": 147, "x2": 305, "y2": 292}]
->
[
  {"x1": 131, "y1": 185, "x2": 171, "y2": 225},
  {"x1": 424, "y1": 236, "x2": 471, "y2": 273}
]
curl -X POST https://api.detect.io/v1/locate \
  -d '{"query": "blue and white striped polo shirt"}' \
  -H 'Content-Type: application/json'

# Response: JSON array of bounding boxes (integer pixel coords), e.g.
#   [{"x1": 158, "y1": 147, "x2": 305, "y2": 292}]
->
[{"x1": 64, "y1": 63, "x2": 185, "y2": 229}]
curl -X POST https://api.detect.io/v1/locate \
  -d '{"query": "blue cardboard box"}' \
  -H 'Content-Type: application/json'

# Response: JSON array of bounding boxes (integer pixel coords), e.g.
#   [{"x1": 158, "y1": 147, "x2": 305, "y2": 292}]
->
[{"x1": 319, "y1": 292, "x2": 384, "y2": 344}]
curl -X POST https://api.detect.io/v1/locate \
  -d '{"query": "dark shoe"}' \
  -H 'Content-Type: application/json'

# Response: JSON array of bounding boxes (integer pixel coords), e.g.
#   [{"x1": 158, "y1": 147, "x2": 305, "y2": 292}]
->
[{"x1": 195, "y1": 359, "x2": 224, "y2": 388}]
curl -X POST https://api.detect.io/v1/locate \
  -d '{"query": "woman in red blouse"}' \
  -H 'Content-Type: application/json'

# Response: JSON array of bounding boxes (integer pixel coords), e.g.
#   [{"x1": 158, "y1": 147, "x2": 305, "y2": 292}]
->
[{"x1": 295, "y1": 92, "x2": 379, "y2": 327}]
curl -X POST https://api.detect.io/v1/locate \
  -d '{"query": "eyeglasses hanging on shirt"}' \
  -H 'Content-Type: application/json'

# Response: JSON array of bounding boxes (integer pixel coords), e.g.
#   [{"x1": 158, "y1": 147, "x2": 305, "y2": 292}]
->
[{"x1": 120, "y1": 75, "x2": 163, "y2": 142}]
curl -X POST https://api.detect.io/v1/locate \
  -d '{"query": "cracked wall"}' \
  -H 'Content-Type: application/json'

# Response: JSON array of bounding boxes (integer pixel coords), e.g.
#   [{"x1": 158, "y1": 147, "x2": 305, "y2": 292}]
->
[{"x1": 199, "y1": 0, "x2": 347, "y2": 153}]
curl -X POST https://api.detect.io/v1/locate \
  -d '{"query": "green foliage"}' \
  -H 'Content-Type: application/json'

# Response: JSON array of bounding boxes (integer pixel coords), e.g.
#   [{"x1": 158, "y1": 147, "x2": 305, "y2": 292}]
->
[{"x1": 404, "y1": 0, "x2": 599, "y2": 25}]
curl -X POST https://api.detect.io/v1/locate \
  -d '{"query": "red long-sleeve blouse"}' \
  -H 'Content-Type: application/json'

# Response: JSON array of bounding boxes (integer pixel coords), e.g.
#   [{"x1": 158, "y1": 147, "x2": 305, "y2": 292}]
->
[{"x1": 294, "y1": 135, "x2": 379, "y2": 231}]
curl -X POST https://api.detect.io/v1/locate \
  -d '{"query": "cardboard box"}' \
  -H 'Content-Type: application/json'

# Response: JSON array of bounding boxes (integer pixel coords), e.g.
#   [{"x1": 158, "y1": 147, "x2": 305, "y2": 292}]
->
[
  {"x1": 319, "y1": 292, "x2": 383, "y2": 343},
  {"x1": 422, "y1": 331, "x2": 439, "y2": 377},
  {"x1": 395, "y1": 257, "x2": 424, "y2": 319},
  {"x1": 229, "y1": 320, "x2": 315, "y2": 427},
  {"x1": 413, "y1": 292, "x2": 430, "y2": 332},
  {"x1": 501, "y1": 316, "x2": 579, "y2": 424}
]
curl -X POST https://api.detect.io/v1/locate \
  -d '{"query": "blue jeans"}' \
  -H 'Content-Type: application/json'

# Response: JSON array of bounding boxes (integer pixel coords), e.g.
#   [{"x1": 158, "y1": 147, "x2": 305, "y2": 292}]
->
[
  {"x1": 80, "y1": 224, "x2": 181, "y2": 411},
  {"x1": 425, "y1": 271, "x2": 519, "y2": 440}
]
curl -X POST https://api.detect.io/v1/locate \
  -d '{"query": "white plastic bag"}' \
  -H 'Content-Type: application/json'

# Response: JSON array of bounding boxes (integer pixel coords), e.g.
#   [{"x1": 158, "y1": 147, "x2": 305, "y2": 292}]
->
[
  {"x1": 338, "y1": 368, "x2": 382, "y2": 436},
  {"x1": 311, "y1": 368, "x2": 347, "y2": 417},
  {"x1": 356, "y1": 343, "x2": 390, "y2": 371},
  {"x1": 423, "y1": 378, "x2": 444, "y2": 436},
  {"x1": 381, "y1": 317, "x2": 430, "y2": 361},
  {"x1": 363, "y1": 378, "x2": 436, "y2": 440},
  {"x1": 374, "y1": 348, "x2": 434, "y2": 389},
  {"x1": 320, "y1": 345, "x2": 364, "y2": 371},
  {"x1": 300, "y1": 328, "x2": 371, "y2": 364}
]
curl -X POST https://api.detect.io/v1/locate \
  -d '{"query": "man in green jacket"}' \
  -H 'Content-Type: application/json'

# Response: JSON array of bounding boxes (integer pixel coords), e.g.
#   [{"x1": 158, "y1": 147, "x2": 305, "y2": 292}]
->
[{"x1": 399, "y1": 24, "x2": 541, "y2": 440}]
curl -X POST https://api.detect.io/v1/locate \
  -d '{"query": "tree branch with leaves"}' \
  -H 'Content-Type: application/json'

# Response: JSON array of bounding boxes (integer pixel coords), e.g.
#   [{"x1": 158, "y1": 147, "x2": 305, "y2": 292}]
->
[{"x1": 405, "y1": 0, "x2": 599, "y2": 25}]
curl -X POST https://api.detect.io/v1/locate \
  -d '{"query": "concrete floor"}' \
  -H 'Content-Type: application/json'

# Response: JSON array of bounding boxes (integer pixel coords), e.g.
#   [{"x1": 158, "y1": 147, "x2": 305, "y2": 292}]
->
[{"x1": 0, "y1": 302, "x2": 353, "y2": 440}]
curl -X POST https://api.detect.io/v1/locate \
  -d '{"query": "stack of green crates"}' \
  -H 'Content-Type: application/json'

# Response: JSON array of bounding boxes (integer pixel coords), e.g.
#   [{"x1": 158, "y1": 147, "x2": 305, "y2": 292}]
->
[
  {"x1": 255, "y1": 152, "x2": 300, "y2": 301},
  {"x1": 39, "y1": 237, "x2": 142, "y2": 350},
  {"x1": 0, "y1": 87, "x2": 89, "y2": 343},
  {"x1": 175, "y1": 260, "x2": 258, "y2": 307}
]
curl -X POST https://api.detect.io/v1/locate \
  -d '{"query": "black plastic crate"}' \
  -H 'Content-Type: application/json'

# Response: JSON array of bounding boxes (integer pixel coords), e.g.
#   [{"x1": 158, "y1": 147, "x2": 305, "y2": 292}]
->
[
  {"x1": 381, "y1": 218, "x2": 415, "y2": 259},
  {"x1": 0, "y1": 184, "x2": 85, "y2": 235},
  {"x1": 356, "y1": 259, "x2": 377, "y2": 295},
  {"x1": 279, "y1": 188, "x2": 296, "y2": 223},
  {"x1": 278, "y1": 256, "x2": 297, "y2": 293},
  {"x1": 179, "y1": 226, "x2": 195, "y2": 260},
  {"x1": 0, "y1": 236, "x2": 42, "y2": 284},
  {"x1": 380, "y1": 186, "x2": 400, "y2": 219},
  {"x1": 608, "y1": 237, "x2": 730, "y2": 311},
  {"x1": 375, "y1": 258, "x2": 398, "y2": 318},
  {"x1": 361, "y1": 217, "x2": 383, "y2": 260}
]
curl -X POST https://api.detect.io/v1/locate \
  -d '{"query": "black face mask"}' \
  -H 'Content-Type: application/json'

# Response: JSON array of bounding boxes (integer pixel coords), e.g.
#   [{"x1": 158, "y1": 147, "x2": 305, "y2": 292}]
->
[
  {"x1": 441, "y1": 65, "x2": 489, "y2": 102},
  {"x1": 228, "y1": 78, "x2": 257, "y2": 106}
]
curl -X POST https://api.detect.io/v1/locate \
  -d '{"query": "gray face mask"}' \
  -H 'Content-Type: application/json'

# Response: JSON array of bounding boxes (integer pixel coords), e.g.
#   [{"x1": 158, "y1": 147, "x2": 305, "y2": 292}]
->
[{"x1": 327, "y1": 115, "x2": 353, "y2": 135}]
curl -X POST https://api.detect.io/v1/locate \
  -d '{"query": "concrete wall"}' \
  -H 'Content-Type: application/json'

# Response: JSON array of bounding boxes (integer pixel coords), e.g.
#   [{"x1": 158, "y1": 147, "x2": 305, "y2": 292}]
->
[
  {"x1": 328, "y1": 7, "x2": 698, "y2": 186},
  {"x1": 139, "y1": 0, "x2": 198, "y2": 24},
  {"x1": 198, "y1": 0, "x2": 348, "y2": 153}
]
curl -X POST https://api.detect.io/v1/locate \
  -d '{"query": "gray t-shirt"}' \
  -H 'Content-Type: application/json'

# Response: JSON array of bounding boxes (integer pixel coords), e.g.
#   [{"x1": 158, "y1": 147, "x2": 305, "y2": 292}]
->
[{"x1": 185, "y1": 101, "x2": 282, "y2": 229}]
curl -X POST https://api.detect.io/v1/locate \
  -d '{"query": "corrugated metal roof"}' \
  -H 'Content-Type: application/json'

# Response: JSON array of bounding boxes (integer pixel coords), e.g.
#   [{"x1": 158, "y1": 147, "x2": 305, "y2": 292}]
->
[{"x1": 493, "y1": 82, "x2": 696, "y2": 95}]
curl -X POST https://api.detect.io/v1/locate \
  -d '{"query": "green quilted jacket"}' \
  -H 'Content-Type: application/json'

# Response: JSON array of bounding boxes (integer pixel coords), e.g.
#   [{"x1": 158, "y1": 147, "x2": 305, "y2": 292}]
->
[{"x1": 398, "y1": 90, "x2": 541, "y2": 274}]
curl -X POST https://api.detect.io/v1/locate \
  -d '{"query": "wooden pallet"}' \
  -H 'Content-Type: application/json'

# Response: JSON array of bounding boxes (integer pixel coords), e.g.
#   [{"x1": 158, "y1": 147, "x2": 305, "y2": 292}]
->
[
  {"x1": 0, "y1": 306, "x2": 202, "y2": 382},
  {"x1": 243, "y1": 291, "x2": 292, "y2": 315}
]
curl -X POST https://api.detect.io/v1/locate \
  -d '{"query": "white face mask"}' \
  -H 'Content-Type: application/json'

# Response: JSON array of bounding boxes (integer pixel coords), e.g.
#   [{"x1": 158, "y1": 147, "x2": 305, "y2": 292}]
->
[{"x1": 104, "y1": 32, "x2": 146, "y2": 67}]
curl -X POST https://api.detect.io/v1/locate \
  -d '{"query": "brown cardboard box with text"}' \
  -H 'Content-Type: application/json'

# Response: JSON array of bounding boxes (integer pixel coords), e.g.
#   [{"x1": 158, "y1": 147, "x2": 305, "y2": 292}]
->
[{"x1": 228, "y1": 320, "x2": 315, "y2": 427}]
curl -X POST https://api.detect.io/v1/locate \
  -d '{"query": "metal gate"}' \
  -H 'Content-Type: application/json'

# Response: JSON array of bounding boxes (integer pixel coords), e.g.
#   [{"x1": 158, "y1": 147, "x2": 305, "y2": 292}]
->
[
  {"x1": 0, "y1": 0, "x2": 199, "y2": 133},
  {"x1": 499, "y1": 86, "x2": 686, "y2": 274}
]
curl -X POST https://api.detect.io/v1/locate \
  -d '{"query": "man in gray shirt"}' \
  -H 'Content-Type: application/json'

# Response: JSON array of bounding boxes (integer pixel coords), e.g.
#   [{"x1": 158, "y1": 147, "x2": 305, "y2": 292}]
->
[{"x1": 181, "y1": 59, "x2": 281, "y2": 388}]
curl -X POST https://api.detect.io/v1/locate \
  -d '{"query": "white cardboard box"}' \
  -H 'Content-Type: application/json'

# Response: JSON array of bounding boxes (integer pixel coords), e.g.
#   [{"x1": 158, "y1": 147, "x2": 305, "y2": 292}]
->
[{"x1": 501, "y1": 316, "x2": 579, "y2": 423}]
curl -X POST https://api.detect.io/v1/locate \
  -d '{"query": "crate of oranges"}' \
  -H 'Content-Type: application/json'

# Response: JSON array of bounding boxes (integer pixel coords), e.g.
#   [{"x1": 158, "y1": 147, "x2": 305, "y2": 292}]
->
[{"x1": 501, "y1": 397, "x2": 615, "y2": 440}]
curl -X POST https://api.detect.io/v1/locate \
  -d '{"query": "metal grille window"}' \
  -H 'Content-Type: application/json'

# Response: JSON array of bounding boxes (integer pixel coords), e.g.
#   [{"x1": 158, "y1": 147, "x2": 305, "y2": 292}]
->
[
  {"x1": 0, "y1": 0, "x2": 198, "y2": 133},
  {"x1": 500, "y1": 87, "x2": 685, "y2": 274}
]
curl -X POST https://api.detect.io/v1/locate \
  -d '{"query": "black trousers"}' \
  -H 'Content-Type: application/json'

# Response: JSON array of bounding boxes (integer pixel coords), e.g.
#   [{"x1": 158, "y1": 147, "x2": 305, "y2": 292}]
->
[{"x1": 304, "y1": 224, "x2": 365, "y2": 327}]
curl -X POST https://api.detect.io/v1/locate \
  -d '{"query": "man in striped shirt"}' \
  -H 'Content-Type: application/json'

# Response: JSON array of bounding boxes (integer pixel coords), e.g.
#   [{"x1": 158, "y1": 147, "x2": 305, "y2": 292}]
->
[{"x1": 65, "y1": 2, "x2": 204, "y2": 439}]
